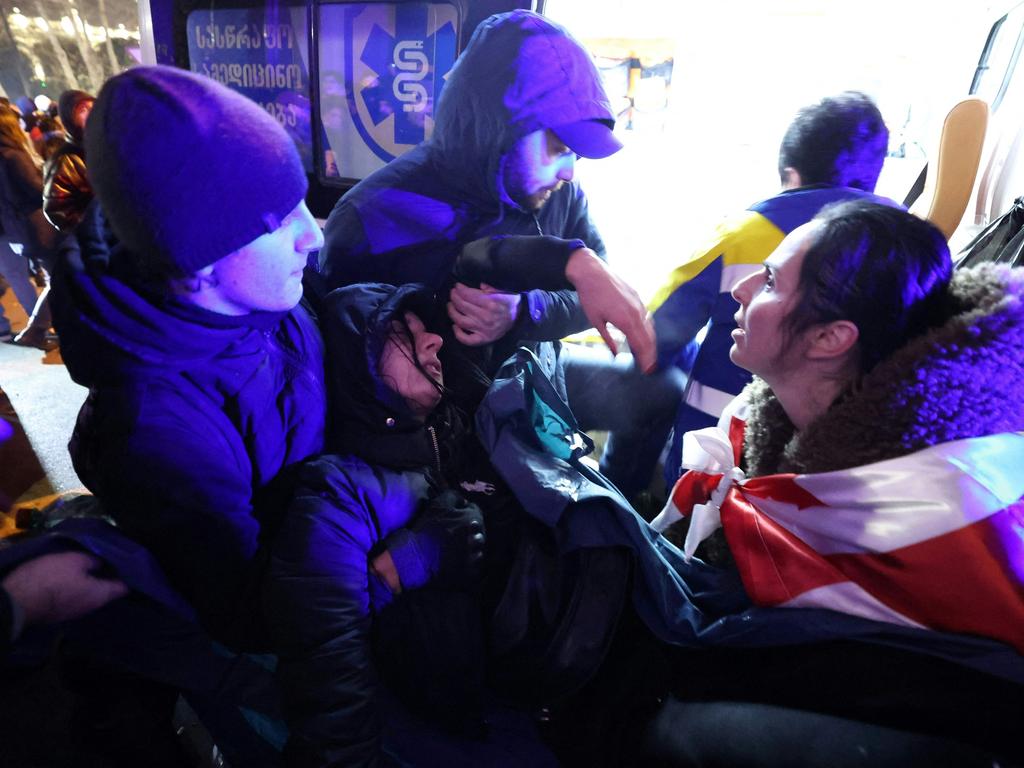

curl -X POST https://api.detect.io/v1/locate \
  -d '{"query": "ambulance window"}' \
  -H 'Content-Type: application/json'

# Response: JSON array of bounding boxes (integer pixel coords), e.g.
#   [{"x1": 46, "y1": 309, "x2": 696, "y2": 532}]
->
[
  {"x1": 186, "y1": 4, "x2": 313, "y2": 171},
  {"x1": 315, "y1": 2, "x2": 460, "y2": 183},
  {"x1": 970, "y1": 3, "x2": 1024, "y2": 110}
]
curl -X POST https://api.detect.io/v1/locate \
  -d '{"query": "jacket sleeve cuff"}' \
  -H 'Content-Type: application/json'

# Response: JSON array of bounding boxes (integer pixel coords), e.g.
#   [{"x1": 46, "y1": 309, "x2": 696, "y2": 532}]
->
[
  {"x1": 454, "y1": 235, "x2": 585, "y2": 292},
  {"x1": 383, "y1": 528, "x2": 435, "y2": 592}
]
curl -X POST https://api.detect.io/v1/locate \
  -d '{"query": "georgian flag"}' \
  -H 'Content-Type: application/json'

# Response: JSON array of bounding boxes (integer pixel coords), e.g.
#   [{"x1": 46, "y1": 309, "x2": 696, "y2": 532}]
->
[{"x1": 652, "y1": 398, "x2": 1024, "y2": 655}]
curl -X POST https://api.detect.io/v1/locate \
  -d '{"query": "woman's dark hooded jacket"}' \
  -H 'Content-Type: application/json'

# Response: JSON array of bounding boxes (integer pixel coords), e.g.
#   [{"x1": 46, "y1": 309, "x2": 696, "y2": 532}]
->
[
  {"x1": 265, "y1": 281, "x2": 699, "y2": 768},
  {"x1": 266, "y1": 283, "x2": 506, "y2": 767}
]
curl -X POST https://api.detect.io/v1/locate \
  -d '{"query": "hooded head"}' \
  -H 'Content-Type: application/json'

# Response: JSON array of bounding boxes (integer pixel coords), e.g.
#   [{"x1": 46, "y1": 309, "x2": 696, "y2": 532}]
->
[
  {"x1": 322, "y1": 283, "x2": 446, "y2": 453},
  {"x1": 57, "y1": 89, "x2": 94, "y2": 145},
  {"x1": 85, "y1": 66, "x2": 308, "y2": 279},
  {"x1": 429, "y1": 10, "x2": 620, "y2": 206}
]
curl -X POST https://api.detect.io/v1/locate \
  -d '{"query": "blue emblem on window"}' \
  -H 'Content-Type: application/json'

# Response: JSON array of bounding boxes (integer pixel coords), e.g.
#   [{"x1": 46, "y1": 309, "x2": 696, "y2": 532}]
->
[{"x1": 341, "y1": 3, "x2": 457, "y2": 163}]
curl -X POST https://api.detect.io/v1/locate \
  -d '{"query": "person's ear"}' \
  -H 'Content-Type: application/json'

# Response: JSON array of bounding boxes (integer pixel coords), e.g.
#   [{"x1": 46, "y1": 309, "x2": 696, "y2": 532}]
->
[
  {"x1": 805, "y1": 320, "x2": 859, "y2": 361},
  {"x1": 172, "y1": 264, "x2": 218, "y2": 294},
  {"x1": 781, "y1": 167, "x2": 803, "y2": 189},
  {"x1": 191, "y1": 263, "x2": 219, "y2": 290}
]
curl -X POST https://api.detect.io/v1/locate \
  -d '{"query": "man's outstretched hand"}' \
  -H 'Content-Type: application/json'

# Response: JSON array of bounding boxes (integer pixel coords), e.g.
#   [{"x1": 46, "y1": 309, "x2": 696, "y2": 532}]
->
[{"x1": 566, "y1": 248, "x2": 656, "y2": 372}]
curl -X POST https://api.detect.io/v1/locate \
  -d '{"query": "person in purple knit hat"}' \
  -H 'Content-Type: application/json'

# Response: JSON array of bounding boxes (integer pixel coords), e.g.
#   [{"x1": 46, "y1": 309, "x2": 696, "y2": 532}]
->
[{"x1": 54, "y1": 64, "x2": 327, "y2": 651}]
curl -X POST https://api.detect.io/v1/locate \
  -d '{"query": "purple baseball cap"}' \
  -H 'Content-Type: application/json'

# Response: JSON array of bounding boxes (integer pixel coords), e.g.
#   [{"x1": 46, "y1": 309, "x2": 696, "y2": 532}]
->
[{"x1": 553, "y1": 119, "x2": 623, "y2": 159}]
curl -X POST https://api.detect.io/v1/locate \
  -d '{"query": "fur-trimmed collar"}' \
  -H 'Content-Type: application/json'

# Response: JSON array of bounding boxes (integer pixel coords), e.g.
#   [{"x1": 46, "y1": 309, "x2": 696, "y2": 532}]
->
[{"x1": 744, "y1": 264, "x2": 1024, "y2": 476}]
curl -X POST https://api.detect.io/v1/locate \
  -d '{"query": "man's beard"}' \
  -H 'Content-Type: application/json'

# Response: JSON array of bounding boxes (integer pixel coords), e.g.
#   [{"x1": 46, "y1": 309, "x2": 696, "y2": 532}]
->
[{"x1": 521, "y1": 181, "x2": 563, "y2": 211}]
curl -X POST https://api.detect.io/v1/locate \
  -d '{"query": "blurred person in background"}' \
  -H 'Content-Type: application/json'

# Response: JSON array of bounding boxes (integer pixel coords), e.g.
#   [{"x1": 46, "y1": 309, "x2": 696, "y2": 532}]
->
[
  {"x1": 0, "y1": 104, "x2": 54, "y2": 348},
  {"x1": 33, "y1": 114, "x2": 66, "y2": 162},
  {"x1": 43, "y1": 90, "x2": 94, "y2": 234},
  {"x1": 13, "y1": 97, "x2": 33, "y2": 121},
  {"x1": 24, "y1": 109, "x2": 45, "y2": 144}
]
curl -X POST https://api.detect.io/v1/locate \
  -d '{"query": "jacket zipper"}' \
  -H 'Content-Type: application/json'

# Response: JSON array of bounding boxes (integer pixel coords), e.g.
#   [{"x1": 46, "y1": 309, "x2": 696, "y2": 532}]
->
[{"x1": 427, "y1": 425, "x2": 442, "y2": 475}]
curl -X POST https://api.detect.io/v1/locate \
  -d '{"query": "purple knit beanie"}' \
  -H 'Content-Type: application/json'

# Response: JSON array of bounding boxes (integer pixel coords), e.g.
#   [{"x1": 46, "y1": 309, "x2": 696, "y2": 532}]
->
[{"x1": 85, "y1": 65, "x2": 307, "y2": 275}]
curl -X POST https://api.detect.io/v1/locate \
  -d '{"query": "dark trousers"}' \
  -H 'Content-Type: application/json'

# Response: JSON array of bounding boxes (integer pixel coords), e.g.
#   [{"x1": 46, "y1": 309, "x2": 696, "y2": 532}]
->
[
  {"x1": 637, "y1": 640, "x2": 1024, "y2": 768},
  {"x1": 639, "y1": 699, "x2": 1005, "y2": 768},
  {"x1": 561, "y1": 343, "x2": 685, "y2": 501}
]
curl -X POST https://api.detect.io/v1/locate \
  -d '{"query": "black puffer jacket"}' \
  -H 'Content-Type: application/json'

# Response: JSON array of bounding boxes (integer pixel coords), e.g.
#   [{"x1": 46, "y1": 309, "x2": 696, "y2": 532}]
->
[
  {"x1": 42, "y1": 140, "x2": 91, "y2": 232},
  {"x1": 266, "y1": 284, "x2": 511, "y2": 767}
]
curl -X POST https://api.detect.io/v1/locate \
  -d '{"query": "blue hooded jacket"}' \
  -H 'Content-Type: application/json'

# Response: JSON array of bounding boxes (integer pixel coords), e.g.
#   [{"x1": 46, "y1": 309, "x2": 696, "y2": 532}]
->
[
  {"x1": 51, "y1": 236, "x2": 326, "y2": 650},
  {"x1": 320, "y1": 10, "x2": 615, "y2": 375}
]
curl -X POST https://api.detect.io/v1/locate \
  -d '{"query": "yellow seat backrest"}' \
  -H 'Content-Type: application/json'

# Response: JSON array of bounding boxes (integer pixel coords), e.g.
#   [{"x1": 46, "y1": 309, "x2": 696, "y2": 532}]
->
[{"x1": 911, "y1": 97, "x2": 990, "y2": 240}]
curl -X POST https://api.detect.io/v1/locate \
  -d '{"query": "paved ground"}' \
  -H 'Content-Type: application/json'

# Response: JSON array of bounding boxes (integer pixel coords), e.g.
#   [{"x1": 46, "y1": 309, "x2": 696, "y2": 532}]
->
[
  {"x1": 0, "y1": 344, "x2": 86, "y2": 498},
  {"x1": 0, "y1": 289, "x2": 190, "y2": 768},
  {"x1": 0, "y1": 288, "x2": 87, "y2": 527}
]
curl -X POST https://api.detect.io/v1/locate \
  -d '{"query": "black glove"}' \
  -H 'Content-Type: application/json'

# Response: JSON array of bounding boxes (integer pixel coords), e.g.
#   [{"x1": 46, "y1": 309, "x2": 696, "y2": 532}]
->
[{"x1": 385, "y1": 490, "x2": 485, "y2": 591}]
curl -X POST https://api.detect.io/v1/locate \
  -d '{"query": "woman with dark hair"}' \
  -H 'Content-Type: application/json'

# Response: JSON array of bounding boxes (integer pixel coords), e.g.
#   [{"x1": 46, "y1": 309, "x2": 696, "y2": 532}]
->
[
  {"x1": 649, "y1": 200, "x2": 1024, "y2": 766},
  {"x1": 0, "y1": 104, "x2": 54, "y2": 348},
  {"x1": 266, "y1": 283, "x2": 546, "y2": 767},
  {"x1": 266, "y1": 279, "x2": 682, "y2": 768}
]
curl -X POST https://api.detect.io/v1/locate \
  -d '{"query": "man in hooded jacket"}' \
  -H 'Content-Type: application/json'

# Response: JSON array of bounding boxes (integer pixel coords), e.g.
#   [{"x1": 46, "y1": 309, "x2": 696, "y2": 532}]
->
[{"x1": 320, "y1": 10, "x2": 680, "y2": 498}]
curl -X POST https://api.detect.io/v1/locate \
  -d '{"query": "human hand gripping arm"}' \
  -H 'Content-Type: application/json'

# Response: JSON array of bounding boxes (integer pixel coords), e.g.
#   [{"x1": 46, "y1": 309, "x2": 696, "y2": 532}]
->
[
  {"x1": 565, "y1": 247, "x2": 656, "y2": 372},
  {"x1": 452, "y1": 235, "x2": 582, "y2": 344},
  {"x1": 447, "y1": 282, "x2": 521, "y2": 346},
  {"x1": 453, "y1": 235, "x2": 656, "y2": 365}
]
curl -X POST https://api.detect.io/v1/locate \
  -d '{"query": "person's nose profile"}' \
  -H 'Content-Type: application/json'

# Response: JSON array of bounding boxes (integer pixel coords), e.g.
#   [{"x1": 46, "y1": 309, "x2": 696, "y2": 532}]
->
[
  {"x1": 558, "y1": 155, "x2": 576, "y2": 182},
  {"x1": 424, "y1": 332, "x2": 443, "y2": 353},
  {"x1": 298, "y1": 211, "x2": 325, "y2": 253},
  {"x1": 732, "y1": 272, "x2": 755, "y2": 303}
]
